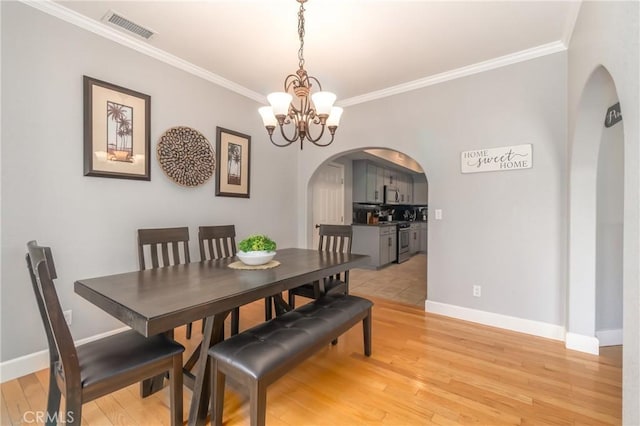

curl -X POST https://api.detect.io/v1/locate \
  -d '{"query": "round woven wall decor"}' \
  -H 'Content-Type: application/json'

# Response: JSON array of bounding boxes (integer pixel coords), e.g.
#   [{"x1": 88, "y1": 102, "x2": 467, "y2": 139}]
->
[{"x1": 157, "y1": 126, "x2": 215, "y2": 187}]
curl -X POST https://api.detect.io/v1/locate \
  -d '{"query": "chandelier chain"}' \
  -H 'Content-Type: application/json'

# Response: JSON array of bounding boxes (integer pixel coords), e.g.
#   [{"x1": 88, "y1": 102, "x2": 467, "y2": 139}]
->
[{"x1": 297, "y1": 2, "x2": 305, "y2": 69}]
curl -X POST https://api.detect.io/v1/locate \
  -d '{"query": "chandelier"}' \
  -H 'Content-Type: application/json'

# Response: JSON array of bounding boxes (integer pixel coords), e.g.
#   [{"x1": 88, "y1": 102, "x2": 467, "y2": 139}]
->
[{"x1": 258, "y1": 0, "x2": 343, "y2": 150}]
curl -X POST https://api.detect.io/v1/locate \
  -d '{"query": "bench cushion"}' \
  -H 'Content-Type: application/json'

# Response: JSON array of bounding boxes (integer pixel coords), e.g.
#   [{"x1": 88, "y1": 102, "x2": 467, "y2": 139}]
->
[{"x1": 209, "y1": 294, "x2": 372, "y2": 380}]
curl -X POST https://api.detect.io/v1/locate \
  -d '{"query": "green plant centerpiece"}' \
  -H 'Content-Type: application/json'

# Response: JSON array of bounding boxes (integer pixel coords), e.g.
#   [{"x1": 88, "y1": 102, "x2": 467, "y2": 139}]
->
[{"x1": 236, "y1": 234, "x2": 277, "y2": 266}]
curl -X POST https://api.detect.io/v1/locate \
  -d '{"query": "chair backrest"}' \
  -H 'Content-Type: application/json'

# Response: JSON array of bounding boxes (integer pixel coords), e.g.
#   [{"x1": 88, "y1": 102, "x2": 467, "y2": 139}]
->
[
  {"x1": 198, "y1": 225, "x2": 237, "y2": 261},
  {"x1": 137, "y1": 227, "x2": 191, "y2": 270},
  {"x1": 318, "y1": 224, "x2": 353, "y2": 254},
  {"x1": 26, "y1": 241, "x2": 80, "y2": 390}
]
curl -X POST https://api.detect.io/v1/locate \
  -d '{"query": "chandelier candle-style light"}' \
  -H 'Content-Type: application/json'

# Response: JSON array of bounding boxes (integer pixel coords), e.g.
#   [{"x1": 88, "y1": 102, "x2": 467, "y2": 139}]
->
[{"x1": 259, "y1": 0, "x2": 343, "y2": 149}]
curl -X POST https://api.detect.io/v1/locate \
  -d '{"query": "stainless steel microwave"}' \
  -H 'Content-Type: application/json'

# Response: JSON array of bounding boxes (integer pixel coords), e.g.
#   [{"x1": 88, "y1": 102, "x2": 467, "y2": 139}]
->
[{"x1": 384, "y1": 186, "x2": 400, "y2": 204}]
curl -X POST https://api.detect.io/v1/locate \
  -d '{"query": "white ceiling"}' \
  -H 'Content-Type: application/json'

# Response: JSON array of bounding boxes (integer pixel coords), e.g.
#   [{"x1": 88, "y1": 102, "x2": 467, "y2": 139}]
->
[{"x1": 46, "y1": 0, "x2": 580, "y2": 106}]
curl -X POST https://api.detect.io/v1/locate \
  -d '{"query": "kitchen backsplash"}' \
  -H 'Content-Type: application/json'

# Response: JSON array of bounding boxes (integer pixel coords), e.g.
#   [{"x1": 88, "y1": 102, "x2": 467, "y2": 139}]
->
[{"x1": 353, "y1": 203, "x2": 427, "y2": 224}]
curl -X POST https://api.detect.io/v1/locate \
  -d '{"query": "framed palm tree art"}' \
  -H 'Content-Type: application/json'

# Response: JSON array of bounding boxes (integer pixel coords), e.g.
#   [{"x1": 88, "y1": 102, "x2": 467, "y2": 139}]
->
[
  {"x1": 215, "y1": 127, "x2": 251, "y2": 198},
  {"x1": 83, "y1": 76, "x2": 151, "y2": 180}
]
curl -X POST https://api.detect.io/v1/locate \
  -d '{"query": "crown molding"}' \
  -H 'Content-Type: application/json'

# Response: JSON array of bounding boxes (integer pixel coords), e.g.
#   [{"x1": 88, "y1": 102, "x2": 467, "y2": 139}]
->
[
  {"x1": 20, "y1": 0, "x2": 267, "y2": 104},
  {"x1": 338, "y1": 40, "x2": 567, "y2": 107},
  {"x1": 23, "y1": 0, "x2": 569, "y2": 109}
]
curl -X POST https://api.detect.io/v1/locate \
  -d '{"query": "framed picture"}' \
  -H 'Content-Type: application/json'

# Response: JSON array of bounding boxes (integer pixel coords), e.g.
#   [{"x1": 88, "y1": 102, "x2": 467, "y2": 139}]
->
[
  {"x1": 83, "y1": 76, "x2": 151, "y2": 180},
  {"x1": 216, "y1": 127, "x2": 251, "y2": 198}
]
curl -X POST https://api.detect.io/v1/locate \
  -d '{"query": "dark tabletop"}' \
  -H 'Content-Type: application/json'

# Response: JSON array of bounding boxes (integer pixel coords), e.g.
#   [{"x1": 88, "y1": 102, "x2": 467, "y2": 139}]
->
[{"x1": 75, "y1": 248, "x2": 369, "y2": 337}]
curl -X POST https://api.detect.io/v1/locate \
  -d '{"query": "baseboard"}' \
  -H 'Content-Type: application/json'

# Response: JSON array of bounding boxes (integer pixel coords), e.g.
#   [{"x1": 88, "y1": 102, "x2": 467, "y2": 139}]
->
[
  {"x1": 596, "y1": 328, "x2": 623, "y2": 347},
  {"x1": 565, "y1": 332, "x2": 600, "y2": 354},
  {"x1": 0, "y1": 326, "x2": 130, "y2": 383},
  {"x1": 425, "y1": 300, "x2": 566, "y2": 341}
]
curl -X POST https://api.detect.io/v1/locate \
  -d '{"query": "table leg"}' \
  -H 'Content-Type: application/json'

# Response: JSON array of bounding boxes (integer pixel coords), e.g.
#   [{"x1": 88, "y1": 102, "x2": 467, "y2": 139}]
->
[
  {"x1": 187, "y1": 312, "x2": 228, "y2": 426},
  {"x1": 265, "y1": 296, "x2": 273, "y2": 321},
  {"x1": 272, "y1": 293, "x2": 292, "y2": 316}
]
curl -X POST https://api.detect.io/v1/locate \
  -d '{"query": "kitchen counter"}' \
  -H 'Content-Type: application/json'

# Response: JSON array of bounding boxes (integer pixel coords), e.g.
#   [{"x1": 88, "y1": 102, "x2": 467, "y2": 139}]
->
[
  {"x1": 352, "y1": 221, "x2": 426, "y2": 227},
  {"x1": 352, "y1": 222, "x2": 397, "y2": 227}
]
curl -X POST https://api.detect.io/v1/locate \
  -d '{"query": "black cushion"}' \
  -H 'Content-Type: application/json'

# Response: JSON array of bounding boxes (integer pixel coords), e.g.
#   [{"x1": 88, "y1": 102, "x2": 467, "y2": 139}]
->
[
  {"x1": 290, "y1": 278, "x2": 347, "y2": 298},
  {"x1": 77, "y1": 330, "x2": 185, "y2": 388},
  {"x1": 209, "y1": 294, "x2": 372, "y2": 380}
]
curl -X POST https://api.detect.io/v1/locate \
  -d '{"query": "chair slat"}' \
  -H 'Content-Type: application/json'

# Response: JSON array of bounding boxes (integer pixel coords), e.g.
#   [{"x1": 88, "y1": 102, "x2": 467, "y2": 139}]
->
[
  {"x1": 137, "y1": 227, "x2": 192, "y2": 337},
  {"x1": 288, "y1": 224, "x2": 353, "y2": 310},
  {"x1": 150, "y1": 244, "x2": 160, "y2": 269},
  {"x1": 198, "y1": 226, "x2": 237, "y2": 261},
  {"x1": 215, "y1": 239, "x2": 223, "y2": 259},
  {"x1": 171, "y1": 243, "x2": 180, "y2": 266},
  {"x1": 184, "y1": 243, "x2": 190, "y2": 263},
  {"x1": 198, "y1": 225, "x2": 240, "y2": 336}
]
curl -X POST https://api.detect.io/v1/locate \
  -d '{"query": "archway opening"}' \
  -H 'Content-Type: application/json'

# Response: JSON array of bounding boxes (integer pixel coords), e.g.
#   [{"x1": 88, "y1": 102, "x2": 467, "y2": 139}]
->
[
  {"x1": 307, "y1": 148, "x2": 429, "y2": 307},
  {"x1": 567, "y1": 65, "x2": 624, "y2": 355}
]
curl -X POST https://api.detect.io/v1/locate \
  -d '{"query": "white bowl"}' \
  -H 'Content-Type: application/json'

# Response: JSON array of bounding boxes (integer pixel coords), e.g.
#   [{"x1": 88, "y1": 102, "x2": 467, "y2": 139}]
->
[{"x1": 236, "y1": 250, "x2": 276, "y2": 266}]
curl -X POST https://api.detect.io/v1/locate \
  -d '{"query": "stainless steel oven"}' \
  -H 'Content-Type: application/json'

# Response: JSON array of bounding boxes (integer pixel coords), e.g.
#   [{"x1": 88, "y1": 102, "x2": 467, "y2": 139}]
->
[{"x1": 397, "y1": 222, "x2": 410, "y2": 263}]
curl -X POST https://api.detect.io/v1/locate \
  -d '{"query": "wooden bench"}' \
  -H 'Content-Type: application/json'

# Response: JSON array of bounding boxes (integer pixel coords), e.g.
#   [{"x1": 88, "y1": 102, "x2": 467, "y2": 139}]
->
[{"x1": 208, "y1": 294, "x2": 373, "y2": 426}]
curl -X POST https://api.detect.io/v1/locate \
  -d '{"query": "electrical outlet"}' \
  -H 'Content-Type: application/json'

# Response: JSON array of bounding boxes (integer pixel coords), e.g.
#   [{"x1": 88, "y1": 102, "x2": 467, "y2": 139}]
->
[
  {"x1": 473, "y1": 285, "x2": 481, "y2": 297},
  {"x1": 63, "y1": 310, "x2": 72, "y2": 325},
  {"x1": 435, "y1": 209, "x2": 443, "y2": 220}
]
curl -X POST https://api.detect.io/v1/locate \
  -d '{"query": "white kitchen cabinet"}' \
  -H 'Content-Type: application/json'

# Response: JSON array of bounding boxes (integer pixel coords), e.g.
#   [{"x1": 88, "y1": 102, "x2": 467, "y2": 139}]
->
[
  {"x1": 379, "y1": 225, "x2": 397, "y2": 265},
  {"x1": 413, "y1": 174, "x2": 428, "y2": 205},
  {"x1": 353, "y1": 161, "x2": 384, "y2": 203},
  {"x1": 383, "y1": 169, "x2": 396, "y2": 187},
  {"x1": 373, "y1": 165, "x2": 384, "y2": 202},
  {"x1": 352, "y1": 224, "x2": 397, "y2": 269},
  {"x1": 397, "y1": 174, "x2": 413, "y2": 204},
  {"x1": 355, "y1": 160, "x2": 415, "y2": 205},
  {"x1": 420, "y1": 222, "x2": 427, "y2": 253}
]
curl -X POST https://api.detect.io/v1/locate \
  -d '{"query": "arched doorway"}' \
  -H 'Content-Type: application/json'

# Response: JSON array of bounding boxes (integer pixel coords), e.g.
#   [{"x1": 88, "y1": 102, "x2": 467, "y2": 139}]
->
[
  {"x1": 567, "y1": 66, "x2": 624, "y2": 354},
  {"x1": 307, "y1": 148, "x2": 429, "y2": 307}
]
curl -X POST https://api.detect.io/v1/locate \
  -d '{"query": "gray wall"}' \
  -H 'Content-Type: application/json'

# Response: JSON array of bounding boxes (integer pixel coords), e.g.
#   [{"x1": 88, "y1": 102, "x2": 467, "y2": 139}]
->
[
  {"x1": 596, "y1": 120, "x2": 623, "y2": 333},
  {"x1": 0, "y1": 2, "x2": 298, "y2": 361},
  {"x1": 297, "y1": 52, "x2": 568, "y2": 326},
  {"x1": 568, "y1": 2, "x2": 639, "y2": 423}
]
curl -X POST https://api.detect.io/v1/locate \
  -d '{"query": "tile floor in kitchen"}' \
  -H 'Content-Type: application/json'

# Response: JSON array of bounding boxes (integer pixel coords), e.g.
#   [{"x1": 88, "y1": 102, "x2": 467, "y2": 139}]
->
[{"x1": 350, "y1": 253, "x2": 427, "y2": 307}]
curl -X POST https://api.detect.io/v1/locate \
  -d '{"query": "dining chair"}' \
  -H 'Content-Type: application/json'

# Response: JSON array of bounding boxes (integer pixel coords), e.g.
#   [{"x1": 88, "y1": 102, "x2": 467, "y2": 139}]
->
[
  {"x1": 137, "y1": 227, "x2": 196, "y2": 338},
  {"x1": 198, "y1": 225, "x2": 241, "y2": 335},
  {"x1": 287, "y1": 224, "x2": 353, "y2": 308},
  {"x1": 26, "y1": 241, "x2": 184, "y2": 426}
]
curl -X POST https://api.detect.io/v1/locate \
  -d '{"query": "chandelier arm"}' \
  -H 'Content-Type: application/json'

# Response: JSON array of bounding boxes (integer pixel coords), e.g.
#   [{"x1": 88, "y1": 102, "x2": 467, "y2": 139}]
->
[
  {"x1": 269, "y1": 131, "x2": 296, "y2": 147},
  {"x1": 309, "y1": 130, "x2": 335, "y2": 147},
  {"x1": 284, "y1": 73, "x2": 301, "y2": 92},
  {"x1": 277, "y1": 118, "x2": 300, "y2": 144},
  {"x1": 303, "y1": 119, "x2": 326, "y2": 143},
  {"x1": 307, "y1": 75, "x2": 323, "y2": 91}
]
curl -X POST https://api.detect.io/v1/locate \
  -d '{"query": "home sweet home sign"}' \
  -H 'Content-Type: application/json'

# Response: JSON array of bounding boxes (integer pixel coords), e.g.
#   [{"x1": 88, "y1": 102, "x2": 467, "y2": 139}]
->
[{"x1": 461, "y1": 144, "x2": 532, "y2": 174}]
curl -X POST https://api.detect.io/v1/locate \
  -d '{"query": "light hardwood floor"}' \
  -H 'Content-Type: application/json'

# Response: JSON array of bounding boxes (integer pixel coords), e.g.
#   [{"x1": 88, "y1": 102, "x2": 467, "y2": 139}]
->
[{"x1": 2, "y1": 295, "x2": 621, "y2": 425}]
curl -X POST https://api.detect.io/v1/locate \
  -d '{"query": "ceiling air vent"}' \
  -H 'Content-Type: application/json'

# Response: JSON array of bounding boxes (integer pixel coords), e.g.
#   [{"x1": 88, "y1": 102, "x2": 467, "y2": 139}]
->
[{"x1": 102, "y1": 10, "x2": 155, "y2": 40}]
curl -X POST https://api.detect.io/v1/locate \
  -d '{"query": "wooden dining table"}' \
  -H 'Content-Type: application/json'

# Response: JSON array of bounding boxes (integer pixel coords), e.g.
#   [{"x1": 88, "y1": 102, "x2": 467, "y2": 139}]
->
[{"x1": 74, "y1": 248, "x2": 369, "y2": 426}]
